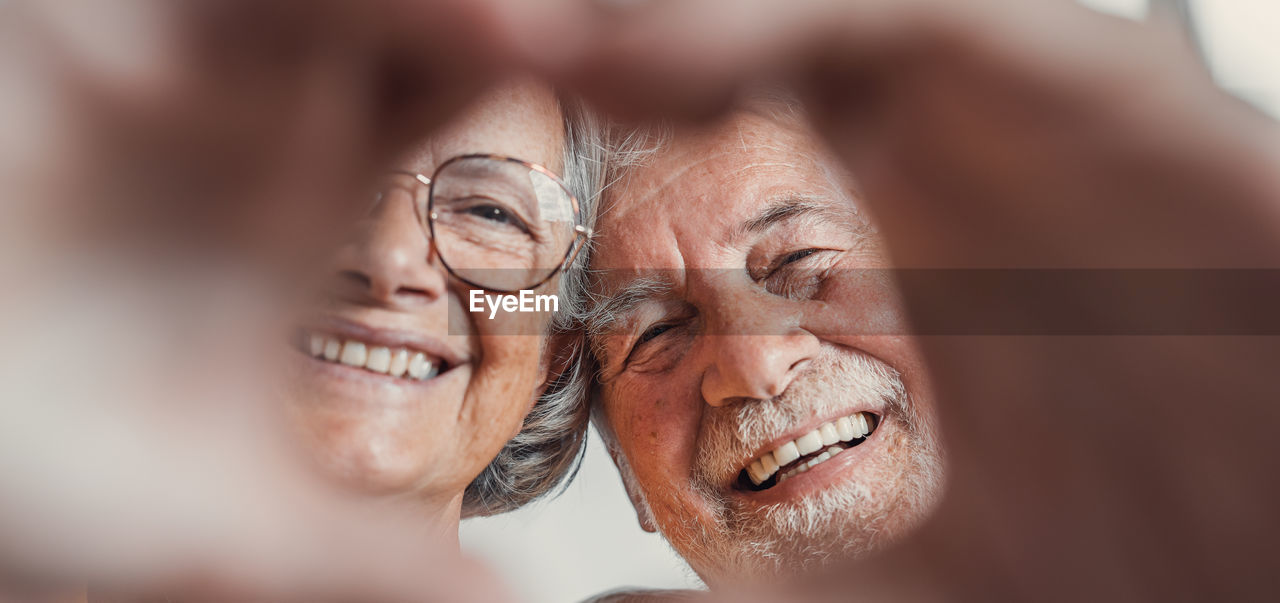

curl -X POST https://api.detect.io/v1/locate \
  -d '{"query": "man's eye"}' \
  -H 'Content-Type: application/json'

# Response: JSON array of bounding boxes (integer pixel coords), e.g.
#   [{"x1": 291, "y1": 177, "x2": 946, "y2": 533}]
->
[
  {"x1": 766, "y1": 248, "x2": 823, "y2": 278},
  {"x1": 638, "y1": 323, "x2": 674, "y2": 344},
  {"x1": 622, "y1": 322, "x2": 686, "y2": 372},
  {"x1": 780, "y1": 248, "x2": 817, "y2": 267},
  {"x1": 764, "y1": 248, "x2": 832, "y2": 299}
]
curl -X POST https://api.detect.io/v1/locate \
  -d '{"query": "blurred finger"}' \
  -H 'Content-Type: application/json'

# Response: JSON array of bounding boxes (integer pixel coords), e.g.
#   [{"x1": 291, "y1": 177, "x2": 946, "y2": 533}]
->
[{"x1": 554, "y1": 0, "x2": 931, "y2": 121}]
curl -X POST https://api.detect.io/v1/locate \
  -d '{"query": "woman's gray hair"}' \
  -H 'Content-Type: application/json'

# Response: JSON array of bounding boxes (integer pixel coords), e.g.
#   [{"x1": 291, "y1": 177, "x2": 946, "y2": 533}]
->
[{"x1": 461, "y1": 95, "x2": 605, "y2": 517}]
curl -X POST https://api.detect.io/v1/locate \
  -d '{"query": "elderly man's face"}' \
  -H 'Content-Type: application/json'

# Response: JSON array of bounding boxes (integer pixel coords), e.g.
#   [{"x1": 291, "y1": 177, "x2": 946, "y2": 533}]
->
[{"x1": 590, "y1": 112, "x2": 944, "y2": 585}]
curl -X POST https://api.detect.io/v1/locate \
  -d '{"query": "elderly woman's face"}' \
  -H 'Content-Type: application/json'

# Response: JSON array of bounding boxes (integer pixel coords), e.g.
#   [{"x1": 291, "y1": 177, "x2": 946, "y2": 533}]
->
[{"x1": 285, "y1": 83, "x2": 566, "y2": 500}]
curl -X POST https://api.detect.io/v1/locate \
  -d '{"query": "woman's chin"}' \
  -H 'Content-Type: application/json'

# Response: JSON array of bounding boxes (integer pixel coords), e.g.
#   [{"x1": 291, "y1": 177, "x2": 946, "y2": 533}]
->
[
  {"x1": 282, "y1": 395, "x2": 469, "y2": 496},
  {"x1": 280, "y1": 346, "x2": 534, "y2": 502},
  {"x1": 303, "y1": 426, "x2": 463, "y2": 496}
]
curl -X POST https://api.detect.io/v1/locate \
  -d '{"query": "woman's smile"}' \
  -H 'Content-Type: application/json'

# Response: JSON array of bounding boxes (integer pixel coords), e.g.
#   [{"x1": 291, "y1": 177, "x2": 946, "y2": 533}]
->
[{"x1": 293, "y1": 316, "x2": 469, "y2": 384}]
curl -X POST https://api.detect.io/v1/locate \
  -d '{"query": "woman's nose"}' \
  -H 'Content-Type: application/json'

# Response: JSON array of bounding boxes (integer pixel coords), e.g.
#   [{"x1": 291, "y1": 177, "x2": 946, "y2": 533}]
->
[{"x1": 332, "y1": 188, "x2": 447, "y2": 306}]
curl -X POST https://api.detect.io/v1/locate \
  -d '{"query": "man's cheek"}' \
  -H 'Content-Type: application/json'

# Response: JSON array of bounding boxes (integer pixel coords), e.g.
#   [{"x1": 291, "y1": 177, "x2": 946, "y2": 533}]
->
[
  {"x1": 607, "y1": 380, "x2": 702, "y2": 479},
  {"x1": 812, "y1": 268, "x2": 908, "y2": 338}
]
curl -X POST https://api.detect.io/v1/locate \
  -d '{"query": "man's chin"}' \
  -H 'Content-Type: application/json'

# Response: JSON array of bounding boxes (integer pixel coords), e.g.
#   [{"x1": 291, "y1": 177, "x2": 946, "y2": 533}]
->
[{"x1": 682, "y1": 464, "x2": 942, "y2": 587}]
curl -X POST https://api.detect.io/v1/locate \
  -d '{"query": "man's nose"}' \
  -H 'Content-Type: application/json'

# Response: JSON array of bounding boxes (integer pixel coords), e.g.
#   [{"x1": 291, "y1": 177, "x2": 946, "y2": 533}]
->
[
  {"x1": 331, "y1": 189, "x2": 447, "y2": 305},
  {"x1": 700, "y1": 330, "x2": 819, "y2": 407}
]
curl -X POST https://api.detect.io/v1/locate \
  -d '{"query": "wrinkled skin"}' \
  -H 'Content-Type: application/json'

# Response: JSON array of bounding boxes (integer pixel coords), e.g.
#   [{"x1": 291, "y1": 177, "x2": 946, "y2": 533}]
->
[{"x1": 590, "y1": 111, "x2": 942, "y2": 586}]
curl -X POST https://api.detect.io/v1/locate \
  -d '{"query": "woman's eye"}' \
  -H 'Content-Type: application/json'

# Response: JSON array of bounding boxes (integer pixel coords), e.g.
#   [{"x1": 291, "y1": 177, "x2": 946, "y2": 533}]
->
[{"x1": 467, "y1": 204, "x2": 529, "y2": 232}]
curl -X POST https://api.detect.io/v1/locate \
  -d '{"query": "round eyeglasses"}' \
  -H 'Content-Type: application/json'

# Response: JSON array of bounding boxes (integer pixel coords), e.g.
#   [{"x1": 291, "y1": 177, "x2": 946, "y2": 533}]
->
[{"x1": 377, "y1": 154, "x2": 591, "y2": 294}]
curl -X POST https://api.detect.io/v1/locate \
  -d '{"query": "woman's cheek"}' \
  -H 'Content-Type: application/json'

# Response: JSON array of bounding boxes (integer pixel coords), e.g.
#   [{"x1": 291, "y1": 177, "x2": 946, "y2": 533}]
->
[{"x1": 473, "y1": 333, "x2": 544, "y2": 402}]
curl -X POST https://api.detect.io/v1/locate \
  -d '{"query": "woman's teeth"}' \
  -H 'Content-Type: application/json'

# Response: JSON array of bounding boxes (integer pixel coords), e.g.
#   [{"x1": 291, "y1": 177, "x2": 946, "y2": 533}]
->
[
  {"x1": 307, "y1": 334, "x2": 440, "y2": 381},
  {"x1": 745, "y1": 411, "x2": 878, "y2": 488}
]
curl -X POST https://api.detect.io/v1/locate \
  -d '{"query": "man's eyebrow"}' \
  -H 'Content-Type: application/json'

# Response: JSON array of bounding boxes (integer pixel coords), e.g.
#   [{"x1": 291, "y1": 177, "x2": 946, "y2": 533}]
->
[
  {"x1": 582, "y1": 275, "x2": 673, "y2": 362},
  {"x1": 584, "y1": 275, "x2": 673, "y2": 336},
  {"x1": 738, "y1": 196, "x2": 845, "y2": 236}
]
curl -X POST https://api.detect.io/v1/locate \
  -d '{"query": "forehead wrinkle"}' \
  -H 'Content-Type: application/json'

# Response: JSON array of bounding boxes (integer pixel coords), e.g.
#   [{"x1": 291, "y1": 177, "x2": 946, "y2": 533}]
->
[
  {"x1": 617, "y1": 139, "x2": 779, "y2": 209},
  {"x1": 730, "y1": 159, "x2": 804, "y2": 176},
  {"x1": 733, "y1": 118, "x2": 803, "y2": 154},
  {"x1": 617, "y1": 155, "x2": 701, "y2": 208}
]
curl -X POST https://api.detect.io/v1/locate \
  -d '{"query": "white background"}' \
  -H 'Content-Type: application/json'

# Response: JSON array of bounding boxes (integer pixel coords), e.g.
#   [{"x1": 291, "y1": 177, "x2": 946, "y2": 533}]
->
[{"x1": 463, "y1": 2, "x2": 1280, "y2": 602}]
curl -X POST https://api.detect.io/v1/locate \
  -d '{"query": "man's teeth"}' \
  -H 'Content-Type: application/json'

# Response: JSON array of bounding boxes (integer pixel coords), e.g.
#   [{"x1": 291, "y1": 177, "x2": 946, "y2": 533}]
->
[
  {"x1": 307, "y1": 333, "x2": 440, "y2": 381},
  {"x1": 777, "y1": 446, "x2": 847, "y2": 483},
  {"x1": 745, "y1": 412, "x2": 876, "y2": 486},
  {"x1": 773, "y1": 441, "x2": 800, "y2": 467}
]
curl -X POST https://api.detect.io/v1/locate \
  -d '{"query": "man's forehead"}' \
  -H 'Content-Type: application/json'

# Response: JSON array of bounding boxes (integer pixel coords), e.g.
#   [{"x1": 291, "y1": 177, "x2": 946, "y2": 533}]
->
[
  {"x1": 623, "y1": 114, "x2": 825, "y2": 203},
  {"x1": 595, "y1": 114, "x2": 842, "y2": 271}
]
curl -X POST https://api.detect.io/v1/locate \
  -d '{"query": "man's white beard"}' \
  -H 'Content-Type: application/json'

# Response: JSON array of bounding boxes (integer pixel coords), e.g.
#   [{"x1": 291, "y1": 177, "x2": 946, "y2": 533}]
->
[{"x1": 656, "y1": 349, "x2": 944, "y2": 586}]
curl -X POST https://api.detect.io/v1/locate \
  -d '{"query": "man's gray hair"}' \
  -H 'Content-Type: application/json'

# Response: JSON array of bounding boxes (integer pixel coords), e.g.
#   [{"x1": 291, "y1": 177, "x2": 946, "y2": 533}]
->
[
  {"x1": 461, "y1": 95, "x2": 605, "y2": 517},
  {"x1": 603, "y1": 87, "x2": 807, "y2": 189}
]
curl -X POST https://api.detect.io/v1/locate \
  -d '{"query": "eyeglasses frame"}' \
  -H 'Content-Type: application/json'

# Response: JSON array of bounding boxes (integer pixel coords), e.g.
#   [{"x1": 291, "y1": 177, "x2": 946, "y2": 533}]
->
[{"x1": 390, "y1": 153, "x2": 592, "y2": 294}]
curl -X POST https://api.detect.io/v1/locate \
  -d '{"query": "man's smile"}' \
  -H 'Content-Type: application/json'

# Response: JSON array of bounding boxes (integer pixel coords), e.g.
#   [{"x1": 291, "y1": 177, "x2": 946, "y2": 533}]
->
[{"x1": 736, "y1": 411, "x2": 881, "y2": 492}]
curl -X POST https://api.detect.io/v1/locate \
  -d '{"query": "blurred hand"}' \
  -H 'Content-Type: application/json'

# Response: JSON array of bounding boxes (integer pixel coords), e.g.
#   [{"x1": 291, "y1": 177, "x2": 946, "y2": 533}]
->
[
  {"x1": 4, "y1": 0, "x2": 595, "y2": 264},
  {"x1": 565, "y1": 0, "x2": 1280, "y2": 264},
  {"x1": 559, "y1": 0, "x2": 1280, "y2": 600},
  {"x1": 0, "y1": 1, "x2": 588, "y2": 600},
  {"x1": 0, "y1": 264, "x2": 515, "y2": 603}
]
